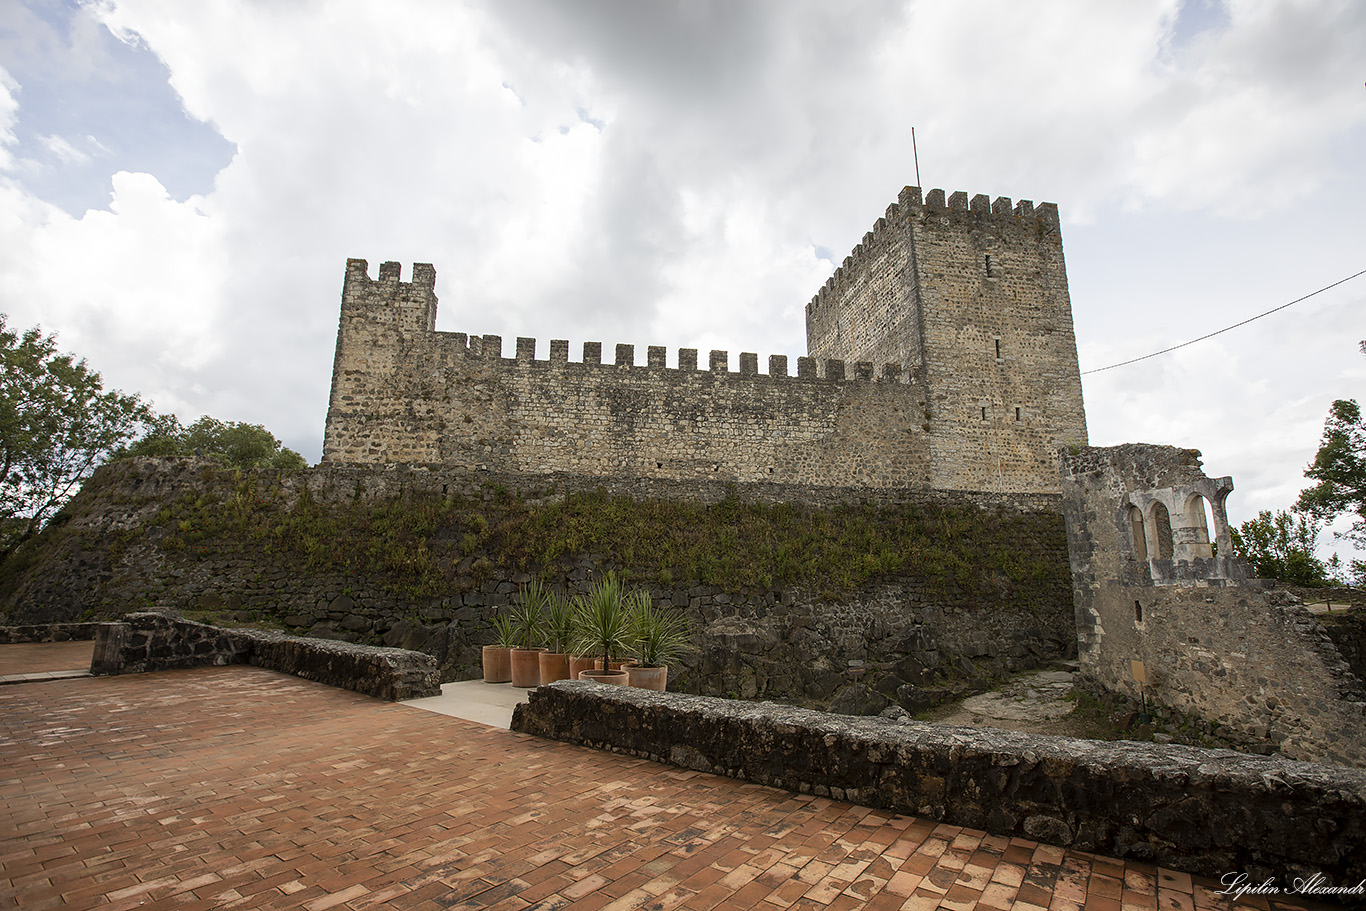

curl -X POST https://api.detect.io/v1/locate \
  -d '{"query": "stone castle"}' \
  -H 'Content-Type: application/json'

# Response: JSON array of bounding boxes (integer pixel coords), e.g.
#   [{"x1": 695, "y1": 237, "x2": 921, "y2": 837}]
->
[{"x1": 322, "y1": 186, "x2": 1088, "y2": 494}]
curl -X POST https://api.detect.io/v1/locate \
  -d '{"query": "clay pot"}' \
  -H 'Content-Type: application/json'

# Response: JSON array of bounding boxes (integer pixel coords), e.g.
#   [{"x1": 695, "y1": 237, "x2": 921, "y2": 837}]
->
[
  {"x1": 626, "y1": 665, "x2": 667, "y2": 691},
  {"x1": 539, "y1": 652, "x2": 571, "y2": 684},
  {"x1": 569, "y1": 655, "x2": 596, "y2": 680},
  {"x1": 594, "y1": 659, "x2": 637, "y2": 672},
  {"x1": 510, "y1": 648, "x2": 543, "y2": 687},
  {"x1": 579, "y1": 669, "x2": 629, "y2": 685},
  {"x1": 482, "y1": 646, "x2": 511, "y2": 683}
]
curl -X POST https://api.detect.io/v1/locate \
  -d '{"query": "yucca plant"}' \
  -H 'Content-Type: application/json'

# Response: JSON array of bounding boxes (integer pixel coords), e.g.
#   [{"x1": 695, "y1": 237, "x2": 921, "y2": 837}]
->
[
  {"x1": 571, "y1": 572, "x2": 633, "y2": 673},
  {"x1": 627, "y1": 591, "x2": 693, "y2": 669},
  {"x1": 488, "y1": 610, "x2": 517, "y2": 649},
  {"x1": 543, "y1": 589, "x2": 576, "y2": 655},
  {"x1": 511, "y1": 579, "x2": 548, "y2": 649}
]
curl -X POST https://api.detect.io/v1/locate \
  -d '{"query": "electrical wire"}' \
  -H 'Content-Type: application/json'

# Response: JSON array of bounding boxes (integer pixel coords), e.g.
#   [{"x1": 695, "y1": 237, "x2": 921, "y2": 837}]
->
[{"x1": 1080, "y1": 268, "x2": 1366, "y2": 375}]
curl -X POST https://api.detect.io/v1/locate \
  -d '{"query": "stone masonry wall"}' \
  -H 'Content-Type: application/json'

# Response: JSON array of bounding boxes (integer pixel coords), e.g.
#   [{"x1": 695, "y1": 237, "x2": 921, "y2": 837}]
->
[
  {"x1": 323, "y1": 259, "x2": 929, "y2": 490},
  {"x1": 806, "y1": 187, "x2": 1088, "y2": 494},
  {"x1": 1059, "y1": 444, "x2": 1366, "y2": 768},
  {"x1": 324, "y1": 185, "x2": 1087, "y2": 496},
  {"x1": 0, "y1": 458, "x2": 1074, "y2": 705},
  {"x1": 512, "y1": 682, "x2": 1366, "y2": 889},
  {"x1": 91, "y1": 612, "x2": 441, "y2": 700},
  {"x1": 0, "y1": 622, "x2": 101, "y2": 643}
]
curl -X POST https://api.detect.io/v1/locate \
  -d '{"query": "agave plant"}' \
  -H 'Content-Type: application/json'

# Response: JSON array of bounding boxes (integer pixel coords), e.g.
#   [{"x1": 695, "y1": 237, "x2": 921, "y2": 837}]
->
[
  {"x1": 627, "y1": 590, "x2": 693, "y2": 669},
  {"x1": 571, "y1": 573, "x2": 633, "y2": 672}
]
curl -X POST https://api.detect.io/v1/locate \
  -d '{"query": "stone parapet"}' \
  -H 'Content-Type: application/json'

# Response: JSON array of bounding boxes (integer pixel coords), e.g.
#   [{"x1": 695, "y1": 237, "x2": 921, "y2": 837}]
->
[
  {"x1": 512, "y1": 682, "x2": 1366, "y2": 889},
  {"x1": 91, "y1": 613, "x2": 440, "y2": 701},
  {"x1": 0, "y1": 622, "x2": 102, "y2": 643}
]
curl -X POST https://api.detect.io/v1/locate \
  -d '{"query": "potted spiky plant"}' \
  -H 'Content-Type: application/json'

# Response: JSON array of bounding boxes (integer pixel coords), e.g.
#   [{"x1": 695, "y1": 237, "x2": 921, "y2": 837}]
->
[
  {"x1": 538, "y1": 589, "x2": 576, "y2": 684},
  {"x1": 510, "y1": 580, "x2": 547, "y2": 687},
  {"x1": 573, "y1": 573, "x2": 633, "y2": 685},
  {"x1": 482, "y1": 610, "x2": 516, "y2": 683},
  {"x1": 564, "y1": 595, "x2": 596, "y2": 681},
  {"x1": 625, "y1": 591, "x2": 693, "y2": 691}
]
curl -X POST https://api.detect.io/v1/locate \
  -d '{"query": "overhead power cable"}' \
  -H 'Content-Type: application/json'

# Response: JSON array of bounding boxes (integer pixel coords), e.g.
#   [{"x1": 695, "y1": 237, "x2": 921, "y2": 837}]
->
[{"x1": 1080, "y1": 268, "x2": 1366, "y2": 376}]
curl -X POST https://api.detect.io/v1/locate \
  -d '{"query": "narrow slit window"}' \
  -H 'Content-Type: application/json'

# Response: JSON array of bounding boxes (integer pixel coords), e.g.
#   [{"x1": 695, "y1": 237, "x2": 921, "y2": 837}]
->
[
  {"x1": 994, "y1": 339, "x2": 1001, "y2": 359},
  {"x1": 1135, "y1": 601, "x2": 1143, "y2": 623},
  {"x1": 980, "y1": 406, "x2": 987, "y2": 420},
  {"x1": 1015, "y1": 407, "x2": 1021, "y2": 421}
]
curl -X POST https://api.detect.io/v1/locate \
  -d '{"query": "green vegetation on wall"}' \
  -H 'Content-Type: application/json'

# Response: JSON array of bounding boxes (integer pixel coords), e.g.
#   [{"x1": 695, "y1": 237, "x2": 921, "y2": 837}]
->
[{"x1": 153, "y1": 474, "x2": 1066, "y2": 603}]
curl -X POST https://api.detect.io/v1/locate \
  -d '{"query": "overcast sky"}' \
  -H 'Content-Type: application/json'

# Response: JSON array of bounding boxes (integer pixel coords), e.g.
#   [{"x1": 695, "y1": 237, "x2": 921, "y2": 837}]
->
[{"x1": 1, "y1": 0, "x2": 1363, "y2": 559}]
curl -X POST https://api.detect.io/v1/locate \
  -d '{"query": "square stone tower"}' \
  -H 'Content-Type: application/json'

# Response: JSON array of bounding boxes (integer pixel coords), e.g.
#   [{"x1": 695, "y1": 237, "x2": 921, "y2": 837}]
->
[{"x1": 806, "y1": 187, "x2": 1088, "y2": 493}]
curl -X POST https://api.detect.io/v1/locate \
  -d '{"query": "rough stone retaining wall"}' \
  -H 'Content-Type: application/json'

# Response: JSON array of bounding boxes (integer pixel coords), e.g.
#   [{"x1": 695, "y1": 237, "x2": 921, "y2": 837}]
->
[
  {"x1": 0, "y1": 622, "x2": 101, "y2": 643},
  {"x1": 1, "y1": 457, "x2": 1074, "y2": 705},
  {"x1": 91, "y1": 613, "x2": 440, "y2": 701},
  {"x1": 512, "y1": 682, "x2": 1366, "y2": 889}
]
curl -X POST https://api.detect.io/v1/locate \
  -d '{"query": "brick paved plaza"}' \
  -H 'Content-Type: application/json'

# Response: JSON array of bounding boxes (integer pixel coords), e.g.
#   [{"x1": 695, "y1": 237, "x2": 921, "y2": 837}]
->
[{"x1": 0, "y1": 664, "x2": 1331, "y2": 910}]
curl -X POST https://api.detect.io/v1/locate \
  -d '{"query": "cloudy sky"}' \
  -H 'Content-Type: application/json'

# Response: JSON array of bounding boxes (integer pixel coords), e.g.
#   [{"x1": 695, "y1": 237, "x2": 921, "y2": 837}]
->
[{"x1": 1, "y1": 0, "x2": 1363, "y2": 557}]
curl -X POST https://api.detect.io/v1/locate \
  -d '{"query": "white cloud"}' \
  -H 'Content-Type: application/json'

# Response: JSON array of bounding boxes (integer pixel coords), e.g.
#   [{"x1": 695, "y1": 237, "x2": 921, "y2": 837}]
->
[
  {"x1": 0, "y1": 170, "x2": 225, "y2": 415},
  {"x1": 39, "y1": 134, "x2": 91, "y2": 164},
  {"x1": 0, "y1": 0, "x2": 1359, "y2": 573},
  {"x1": 0, "y1": 66, "x2": 18, "y2": 171}
]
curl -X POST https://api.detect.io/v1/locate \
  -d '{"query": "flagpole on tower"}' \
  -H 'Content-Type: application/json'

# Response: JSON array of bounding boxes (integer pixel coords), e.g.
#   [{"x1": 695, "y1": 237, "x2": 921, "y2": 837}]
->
[{"x1": 912, "y1": 126, "x2": 921, "y2": 187}]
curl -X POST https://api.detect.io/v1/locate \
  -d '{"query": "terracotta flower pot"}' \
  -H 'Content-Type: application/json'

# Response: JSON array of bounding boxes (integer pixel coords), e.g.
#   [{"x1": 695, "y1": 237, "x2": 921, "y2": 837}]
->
[
  {"x1": 626, "y1": 665, "x2": 667, "y2": 691},
  {"x1": 594, "y1": 659, "x2": 637, "y2": 671},
  {"x1": 539, "y1": 651, "x2": 571, "y2": 684},
  {"x1": 579, "y1": 669, "x2": 629, "y2": 685},
  {"x1": 482, "y1": 646, "x2": 511, "y2": 683},
  {"x1": 569, "y1": 655, "x2": 596, "y2": 680},
  {"x1": 510, "y1": 648, "x2": 543, "y2": 687}
]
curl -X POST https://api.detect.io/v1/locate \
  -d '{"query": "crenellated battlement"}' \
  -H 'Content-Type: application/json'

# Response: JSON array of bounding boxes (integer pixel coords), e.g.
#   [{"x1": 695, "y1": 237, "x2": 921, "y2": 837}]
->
[
  {"x1": 325, "y1": 177, "x2": 1086, "y2": 496},
  {"x1": 436, "y1": 331, "x2": 904, "y2": 383},
  {"x1": 346, "y1": 258, "x2": 437, "y2": 293},
  {"x1": 806, "y1": 186, "x2": 1060, "y2": 316}
]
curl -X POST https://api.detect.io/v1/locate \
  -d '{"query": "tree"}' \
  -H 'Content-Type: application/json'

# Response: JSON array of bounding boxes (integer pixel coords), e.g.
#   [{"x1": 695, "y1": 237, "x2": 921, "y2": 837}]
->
[
  {"x1": 1297, "y1": 398, "x2": 1366, "y2": 549},
  {"x1": 0, "y1": 315, "x2": 161, "y2": 561},
  {"x1": 116, "y1": 415, "x2": 307, "y2": 470},
  {"x1": 1229, "y1": 509, "x2": 1330, "y2": 586}
]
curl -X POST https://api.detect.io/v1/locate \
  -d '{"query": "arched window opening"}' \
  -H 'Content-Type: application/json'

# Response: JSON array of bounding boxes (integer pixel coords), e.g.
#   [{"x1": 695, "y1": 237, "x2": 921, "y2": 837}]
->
[
  {"x1": 1129, "y1": 505, "x2": 1148, "y2": 562},
  {"x1": 1150, "y1": 502, "x2": 1174, "y2": 561},
  {"x1": 1184, "y1": 494, "x2": 1214, "y2": 559}
]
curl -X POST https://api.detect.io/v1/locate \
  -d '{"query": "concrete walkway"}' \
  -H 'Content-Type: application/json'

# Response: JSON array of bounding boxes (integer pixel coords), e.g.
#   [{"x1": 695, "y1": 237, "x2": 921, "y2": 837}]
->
[
  {"x1": 402, "y1": 678, "x2": 532, "y2": 728},
  {"x1": 0, "y1": 664, "x2": 1335, "y2": 911}
]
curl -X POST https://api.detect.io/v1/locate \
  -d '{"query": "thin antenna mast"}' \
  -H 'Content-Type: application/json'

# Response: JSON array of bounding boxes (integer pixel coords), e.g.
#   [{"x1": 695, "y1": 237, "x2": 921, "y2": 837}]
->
[{"x1": 912, "y1": 127, "x2": 921, "y2": 187}]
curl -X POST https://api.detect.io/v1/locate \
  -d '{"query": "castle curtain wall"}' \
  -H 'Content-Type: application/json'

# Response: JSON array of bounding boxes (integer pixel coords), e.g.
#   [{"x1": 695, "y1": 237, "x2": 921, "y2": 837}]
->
[{"x1": 325, "y1": 186, "x2": 1088, "y2": 495}]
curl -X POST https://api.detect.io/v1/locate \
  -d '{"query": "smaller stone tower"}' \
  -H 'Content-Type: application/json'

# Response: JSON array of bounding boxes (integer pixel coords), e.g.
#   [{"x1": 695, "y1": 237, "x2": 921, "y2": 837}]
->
[{"x1": 323, "y1": 259, "x2": 441, "y2": 464}]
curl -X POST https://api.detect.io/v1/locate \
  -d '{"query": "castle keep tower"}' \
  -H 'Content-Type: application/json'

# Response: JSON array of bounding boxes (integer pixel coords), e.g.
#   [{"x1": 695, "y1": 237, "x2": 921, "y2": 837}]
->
[
  {"x1": 806, "y1": 187, "x2": 1088, "y2": 492},
  {"x1": 323, "y1": 186, "x2": 1087, "y2": 495}
]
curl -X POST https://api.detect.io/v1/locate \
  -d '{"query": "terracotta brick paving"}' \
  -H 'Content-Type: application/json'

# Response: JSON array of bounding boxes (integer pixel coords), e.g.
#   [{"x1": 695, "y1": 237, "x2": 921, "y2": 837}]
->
[
  {"x1": 0, "y1": 642, "x2": 94, "y2": 677},
  {"x1": 0, "y1": 665, "x2": 1335, "y2": 910}
]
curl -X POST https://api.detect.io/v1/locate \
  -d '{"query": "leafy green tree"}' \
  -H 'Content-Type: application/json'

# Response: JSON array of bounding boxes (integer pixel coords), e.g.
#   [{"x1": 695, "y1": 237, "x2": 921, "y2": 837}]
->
[
  {"x1": 0, "y1": 315, "x2": 161, "y2": 561},
  {"x1": 118, "y1": 415, "x2": 307, "y2": 470},
  {"x1": 1297, "y1": 398, "x2": 1366, "y2": 549},
  {"x1": 1229, "y1": 509, "x2": 1330, "y2": 586}
]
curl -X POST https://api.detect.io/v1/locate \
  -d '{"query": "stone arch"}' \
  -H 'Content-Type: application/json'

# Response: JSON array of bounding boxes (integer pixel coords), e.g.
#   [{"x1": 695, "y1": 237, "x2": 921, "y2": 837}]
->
[
  {"x1": 1182, "y1": 493, "x2": 1214, "y2": 560},
  {"x1": 1128, "y1": 504, "x2": 1148, "y2": 562},
  {"x1": 1149, "y1": 502, "x2": 1174, "y2": 561}
]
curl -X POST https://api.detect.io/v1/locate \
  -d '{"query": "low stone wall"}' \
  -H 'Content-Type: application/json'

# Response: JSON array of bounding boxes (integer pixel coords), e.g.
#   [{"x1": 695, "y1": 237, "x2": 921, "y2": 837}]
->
[
  {"x1": 512, "y1": 682, "x2": 1366, "y2": 889},
  {"x1": 0, "y1": 622, "x2": 102, "y2": 643},
  {"x1": 91, "y1": 613, "x2": 440, "y2": 701}
]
